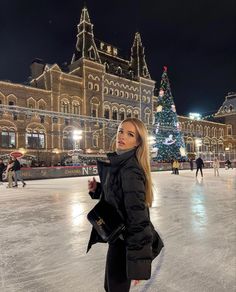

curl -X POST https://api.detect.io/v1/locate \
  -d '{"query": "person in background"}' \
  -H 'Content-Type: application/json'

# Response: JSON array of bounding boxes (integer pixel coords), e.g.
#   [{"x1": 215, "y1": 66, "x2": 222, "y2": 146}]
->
[
  {"x1": 213, "y1": 157, "x2": 220, "y2": 176},
  {"x1": 195, "y1": 156, "x2": 204, "y2": 178},
  {"x1": 87, "y1": 118, "x2": 163, "y2": 292},
  {"x1": 0, "y1": 159, "x2": 6, "y2": 185},
  {"x1": 225, "y1": 159, "x2": 232, "y2": 169},
  {"x1": 12, "y1": 157, "x2": 26, "y2": 187},
  {"x1": 6, "y1": 159, "x2": 14, "y2": 188},
  {"x1": 189, "y1": 158, "x2": 194, "y2": 171},
  {"x1": 173, "y1": 159, "x2": 180, "y2": 175}
]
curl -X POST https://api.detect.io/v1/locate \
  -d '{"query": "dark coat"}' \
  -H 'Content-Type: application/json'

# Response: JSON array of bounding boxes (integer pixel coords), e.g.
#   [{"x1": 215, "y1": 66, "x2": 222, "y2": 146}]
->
[
  {"x1": 87, "y1": 149, "x2": 163, "y2": 280},
  {"x1": 195, "y1": 157, "x2": 204, "y2": 168}
]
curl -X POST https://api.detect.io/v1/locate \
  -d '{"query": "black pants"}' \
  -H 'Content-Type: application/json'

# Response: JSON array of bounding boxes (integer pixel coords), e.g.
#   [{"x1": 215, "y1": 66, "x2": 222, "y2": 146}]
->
[
  {"x1": 196, "y1": 167, "x2": 203, "y2": 177},
  {"x1": 0, "y1": 171, "x2": 3, "y2": 182},
  {"x1": 174, "y1": 168, "x2": 179, "y2": 175},
  {"x1": 104, "y1": 239, "x2": 131, "y2": 292}
]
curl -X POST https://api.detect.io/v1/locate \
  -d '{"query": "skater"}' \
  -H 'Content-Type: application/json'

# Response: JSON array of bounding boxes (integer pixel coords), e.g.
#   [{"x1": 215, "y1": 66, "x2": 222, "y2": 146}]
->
[
  {"x1": 195, "y1": 156, "x2": 204, "y2": 177},
  {"x1": 12, "y1": 157, "x2": 26, "y2": 187},
  {"x1": 225, "y1": 159, "x2": 232, "y2": 169},
  {"x1": 189, "y1": 158, "x2": 194, "y2": 171},
  {"x1": 213, "y1": 157, "x2": 220, "y2": 176},
  {"x1": 87, "y1": 118, "x2": 164, "y2": 292},
  {"x1": 173, "y1": 159, "x2": 179, "y2": 175},
  {"x1": 6, "y1": 159, "x2": 14, "y2": 188},
  {"x1": 0, "y1": 159, "x2": 6, "y2": 184}
]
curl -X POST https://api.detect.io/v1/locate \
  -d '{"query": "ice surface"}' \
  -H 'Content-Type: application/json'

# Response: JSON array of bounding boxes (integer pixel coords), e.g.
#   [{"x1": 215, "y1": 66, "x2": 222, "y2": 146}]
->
[{"x1": 0, "y1": 168, "x2": 235, "y2": 292}]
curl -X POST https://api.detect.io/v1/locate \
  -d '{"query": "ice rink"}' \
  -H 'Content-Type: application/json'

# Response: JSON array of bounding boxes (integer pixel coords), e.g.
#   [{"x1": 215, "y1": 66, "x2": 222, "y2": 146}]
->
[{"x1": 0, "y1": 168, "x2": 235, "y2": 292}]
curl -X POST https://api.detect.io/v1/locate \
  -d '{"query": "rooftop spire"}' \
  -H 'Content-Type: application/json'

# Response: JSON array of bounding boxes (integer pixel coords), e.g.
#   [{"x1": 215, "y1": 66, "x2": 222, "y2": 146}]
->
[
  {"x1": 130, "y1": 32, "x2": 151, "y2": 79},
  {"x1": 71, "y1": 6, "x2": 100, "y2": 63}
]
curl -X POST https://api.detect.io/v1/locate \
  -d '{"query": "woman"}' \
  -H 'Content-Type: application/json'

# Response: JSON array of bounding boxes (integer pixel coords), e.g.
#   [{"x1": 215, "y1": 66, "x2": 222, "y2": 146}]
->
[
  {"x1": 173, "y1": 159, "x2": 180, "y2": 175},
  {"x1": 6, "y1": 159, "x2": 14, "y2": 188},
  {"x1": 87, "y1": 118, "x2": 163, "y2": 292},
  {"x1": 213, "y1": 157, "x2": 220, "y2": 176}
]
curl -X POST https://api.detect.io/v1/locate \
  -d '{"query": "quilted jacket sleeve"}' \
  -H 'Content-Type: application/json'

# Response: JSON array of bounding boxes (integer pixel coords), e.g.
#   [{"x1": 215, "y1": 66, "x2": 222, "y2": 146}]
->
[{"x1": 121, "y1": 167, "x2": 153, "y2": 280}]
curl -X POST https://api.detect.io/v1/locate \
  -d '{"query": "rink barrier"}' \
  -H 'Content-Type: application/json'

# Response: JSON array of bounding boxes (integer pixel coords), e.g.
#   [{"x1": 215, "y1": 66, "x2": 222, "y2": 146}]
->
[{"x1": 18, "y1": 161, "x2": 232, "y2": 180}]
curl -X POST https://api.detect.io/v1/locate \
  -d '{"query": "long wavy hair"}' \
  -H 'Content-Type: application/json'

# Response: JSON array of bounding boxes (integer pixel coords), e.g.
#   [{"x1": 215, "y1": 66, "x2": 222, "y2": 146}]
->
[{"x1": 119, "y1": 118, "x2": 153, "y2": 207}]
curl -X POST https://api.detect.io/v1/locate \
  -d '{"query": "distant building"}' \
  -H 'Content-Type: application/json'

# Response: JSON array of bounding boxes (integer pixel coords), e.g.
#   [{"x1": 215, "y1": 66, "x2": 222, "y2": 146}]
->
[{"x1": 0, "y1": 7, "x2": 235, "y2": 164}]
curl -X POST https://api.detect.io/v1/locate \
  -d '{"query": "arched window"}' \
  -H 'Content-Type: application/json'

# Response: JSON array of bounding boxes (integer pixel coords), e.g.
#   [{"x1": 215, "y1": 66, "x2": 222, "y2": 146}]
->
[
  {"x1": 72, "y1": 102, "x2": 80, "y2": 115},
  {"x1": 89, "y1": 47, "x2": 96, "y2": 60},
  {"x1": 134, "y1": 110, "x2": 139, "y2": 119},
  {"x1": 119, "y1": 109, "x2": 125, "y2": 121},
  {"x1": 186, "y1": 138, "x2": 194, "y2": 153},
  {"x1": 104, "y1": 87, "x2": 108, "y2": 94},
  {"x1": 104, "y1": 108, "x2": 110, "y2": 119},
  {"x1": 94, "y1": 84, "x2": 99, "y2": 91},
  {"x1": 90, "y1": 97, "x2": 99, "y2": 118},
  {"x1": 127, "y1": 110, "x2": 132, "y2": 118},
  {"x1": 92, "y1": 135, "x2": 99, "y2": 147},
  {"x1": 116, "y1": 67, "x2": 122, "y2": 75},
  {"x1": 88, "y1": 82, "x2": 93, "y2": 90},
  {"x1": 0, "y1": 128, "x2": 16, "y2": 148},
  {"x1": 61, "y1": 100, "x2": 69, "y2": 113},
  {"x1": 112, "y1": 108, "x2": 118, "y2": 120}
]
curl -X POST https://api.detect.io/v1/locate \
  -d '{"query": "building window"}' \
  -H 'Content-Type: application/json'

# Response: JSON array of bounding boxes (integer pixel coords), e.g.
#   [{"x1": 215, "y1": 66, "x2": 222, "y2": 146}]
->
[
  {"x1": 39, "y1": 103, "x2": 45, "y2": 110},
  {"x1": 145, "y1": 113, "x2": 150, "y2": 124},
  {"x1": 9, "y1": 101, "x2": 14, "y2": 106},
  {"x1": 119, "y1": 111, "x2": 125, "y2": 121},
  {"x1": 127, "y1": 111, "x2": 132, "y2": 118},
  {"x1": 26, "y1": 132, "x2": 45, "y2": 149},
  {"x1": 0, "y1": 130, "x2": 16, "y2": 148},
  {"x1": 134, "y1": 111, "x2": 139, "y2": 119},
  {"x1": 94, "y1": 84, "x2": 99, "y2": 91},
  {"x1": 112, "y1": 109, "x2": 118, "y2": 120},
  {"x1": 63, "y1": 132, "x2": 74, "y2": 150},
  {"x1": 89, "y1": 47, "x2": 96, "y2": 60},
  {"x1": 40, "y1": 116, "x2": 45, "y2": 123},
  {"x1": 227, "y1": 125, "x2": 232, "y2": 136},
  {"x1": 104, "y1": 108, "x2": 110, "y2": 119},
  {"x1": 88, "y1": 82, "x2": 93, "y2": 90},
  {"x1": 73, "y1": 103, "x2": 80, "y2": 115},
  {"x1": 13, "y1": 113, "x2": 17, "y2": 121},
  {"x1": 93, "y1": 135, "x2": 98, "y2": 147},
  {"x1": 29, "y1": 102, "x2": 34, "y2": 108},
  {"x1": 61, "y1": 101, "x2": 69, "y2": 113},
  {"x1": 53, "y1": 117, "x2": 58, "y2": 123},
  {"x1": 104, "y1": 87, "x2": 108, "y2": 94}
]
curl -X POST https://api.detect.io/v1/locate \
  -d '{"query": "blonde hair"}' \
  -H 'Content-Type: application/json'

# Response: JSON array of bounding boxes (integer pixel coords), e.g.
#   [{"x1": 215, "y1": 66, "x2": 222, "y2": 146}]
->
[{"x1": 120, "y1": 118, "x2": 153, "y2": 207}]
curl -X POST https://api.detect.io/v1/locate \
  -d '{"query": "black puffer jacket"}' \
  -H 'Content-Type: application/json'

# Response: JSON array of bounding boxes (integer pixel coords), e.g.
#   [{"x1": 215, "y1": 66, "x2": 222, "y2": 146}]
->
[{"x1": 87, "y1": 149, "x2": 162, "y2": 280}]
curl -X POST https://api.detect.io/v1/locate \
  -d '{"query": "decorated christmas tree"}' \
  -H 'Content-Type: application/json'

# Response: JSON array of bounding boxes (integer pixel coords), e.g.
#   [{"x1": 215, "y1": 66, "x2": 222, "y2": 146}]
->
[{"x1": 152, "y1": 66, "x2": 186, "y2": 161}]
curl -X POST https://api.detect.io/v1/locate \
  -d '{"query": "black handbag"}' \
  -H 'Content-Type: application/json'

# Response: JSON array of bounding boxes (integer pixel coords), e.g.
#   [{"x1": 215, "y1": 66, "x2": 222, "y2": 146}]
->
[{"x1": 87, "y1": 200, "x2": 125, "y2": 243}]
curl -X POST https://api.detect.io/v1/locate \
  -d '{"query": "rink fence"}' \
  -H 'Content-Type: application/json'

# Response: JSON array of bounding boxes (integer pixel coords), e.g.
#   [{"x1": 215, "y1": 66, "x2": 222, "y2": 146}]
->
[{"x1": 17, "y1": 161, "x2": 232, "y2": 180}]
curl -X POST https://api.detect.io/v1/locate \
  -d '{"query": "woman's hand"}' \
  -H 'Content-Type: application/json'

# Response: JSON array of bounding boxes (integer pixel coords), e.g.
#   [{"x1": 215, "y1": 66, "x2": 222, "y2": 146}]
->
[
  {"x1": 88, "y1": 177, "x2": 97, "y2": 192},
  {"x1": 132, "y1": 280, "x2": 141, "y2": 286}
]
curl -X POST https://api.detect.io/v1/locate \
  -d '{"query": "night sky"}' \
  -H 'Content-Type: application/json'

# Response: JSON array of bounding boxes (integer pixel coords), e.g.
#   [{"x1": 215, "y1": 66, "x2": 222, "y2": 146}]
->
[{"x1": 0, "y1": 0, "x2": 235, "y2": 116}]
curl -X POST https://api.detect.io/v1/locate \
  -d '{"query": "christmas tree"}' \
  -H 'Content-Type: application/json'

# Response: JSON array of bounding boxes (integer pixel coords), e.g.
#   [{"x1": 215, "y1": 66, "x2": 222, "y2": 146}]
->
[{"x1": 152, "y1": 66, "x2": 186, "y2": 161}]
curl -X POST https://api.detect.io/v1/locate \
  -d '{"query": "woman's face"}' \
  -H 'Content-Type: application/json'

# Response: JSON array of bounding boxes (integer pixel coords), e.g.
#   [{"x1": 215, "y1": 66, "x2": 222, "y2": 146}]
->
[{"x1": 116, "y1": 121, "x2": 140, "y2": 150}]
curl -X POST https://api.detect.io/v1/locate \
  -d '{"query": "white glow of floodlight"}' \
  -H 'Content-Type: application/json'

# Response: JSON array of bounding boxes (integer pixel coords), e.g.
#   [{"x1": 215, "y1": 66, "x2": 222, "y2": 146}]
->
[{"x1": 189, "y1": 112, "x2": 202, "y2": 120}]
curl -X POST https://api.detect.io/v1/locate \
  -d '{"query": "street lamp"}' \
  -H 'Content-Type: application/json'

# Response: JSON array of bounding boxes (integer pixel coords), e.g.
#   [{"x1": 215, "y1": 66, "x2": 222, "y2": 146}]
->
[
  {"x1": 195, "y1": 138, "x2": 202, "y2": 157},
  {"x1": 73, "y1": 129, "x2": 83, "y2": 150}
]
